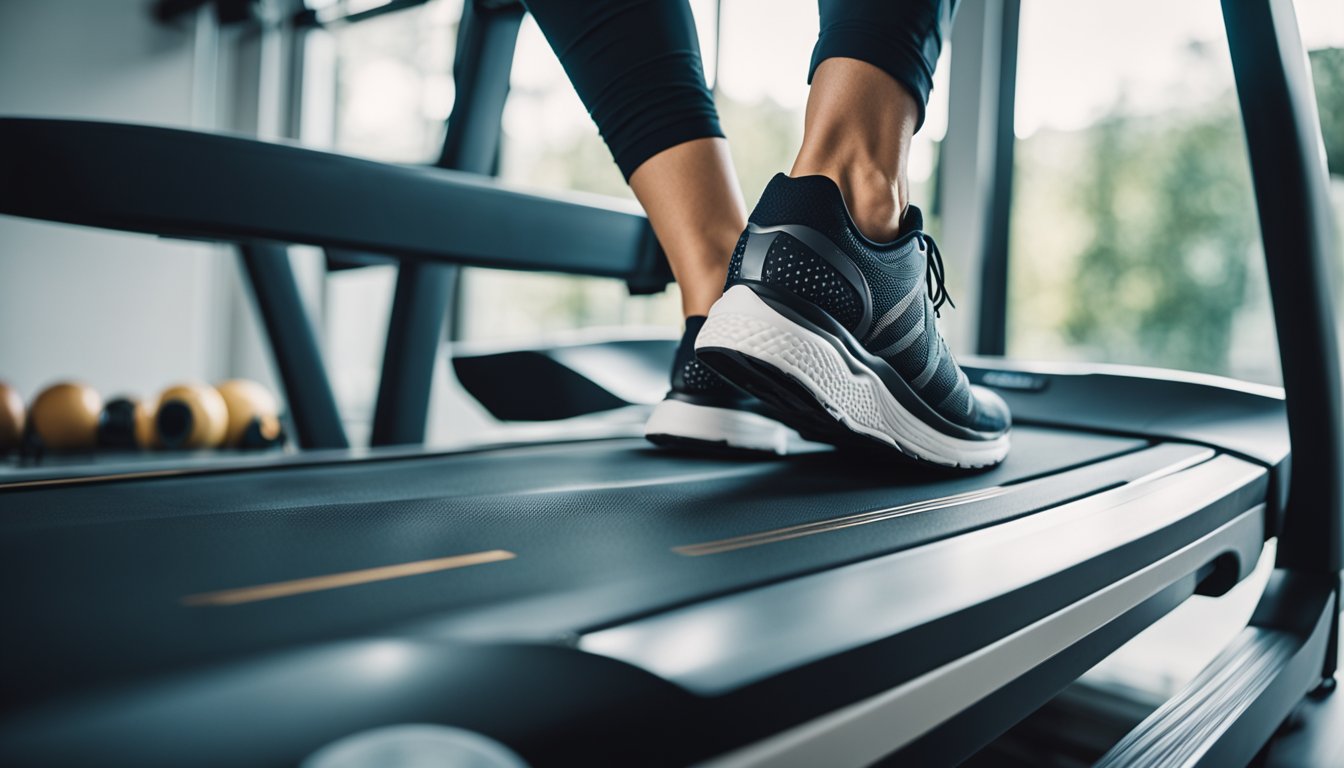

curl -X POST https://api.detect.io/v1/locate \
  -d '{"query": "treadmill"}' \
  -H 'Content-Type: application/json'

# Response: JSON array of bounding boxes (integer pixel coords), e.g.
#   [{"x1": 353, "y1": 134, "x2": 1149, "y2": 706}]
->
[{"x1": 0, "y1": 1, "x2": 1337, "y2": 766}]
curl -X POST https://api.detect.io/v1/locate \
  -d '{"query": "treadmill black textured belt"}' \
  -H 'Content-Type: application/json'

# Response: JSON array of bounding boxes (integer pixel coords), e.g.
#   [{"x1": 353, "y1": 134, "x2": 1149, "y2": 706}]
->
[{"x1": 2, "y1": 426, "x2": 1146, "y2": 711}]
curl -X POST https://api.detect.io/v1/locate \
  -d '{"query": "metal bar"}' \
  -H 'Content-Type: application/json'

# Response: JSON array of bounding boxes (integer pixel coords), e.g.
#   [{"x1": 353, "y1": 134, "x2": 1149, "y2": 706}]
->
[
  {"x1": 1222, "y1": 0, "x2": 1343, "y2": 576},
  {"x1": 938, "y1": 0, "x2": 1006, "y2": 354},
  {"x1": 974, "y1": 0, "x2": 1020, "y2": 356},
  {"x1": 434, "y1": 2, "x2": 523, "y2": 172},
  {"x1": 239, "y1": 242, "x2": 349, "y2": 449},
  {"x1": 0, "y1": 118, "x2": 657, "y2": 280},
  {"x1": 370, "y1": 264, "x2": 459, "y2": 446},
  {"x1": 294, "y1": 0, "x2": 432, "y2": 29},
  {"x1": 1097, "y1": 570, "x2": 1336, "y2": 767},
  {"x1": 153, "y1": 0, "x2": 254, "y2": 26},
  {"x1": 370, "y1": 0, "x2": 524, "y2": 446}
]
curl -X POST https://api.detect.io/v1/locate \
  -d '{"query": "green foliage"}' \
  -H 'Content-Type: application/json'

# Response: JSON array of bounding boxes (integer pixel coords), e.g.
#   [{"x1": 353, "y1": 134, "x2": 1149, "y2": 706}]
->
[
  {"x1": 1310, "y1": 47, "x2": 1344, "y2": 176},
  {"x1": 1064, "y1": 101, "x2": 1257, "y2": 374},
  {"x1": 717, "y1": 93, "x2": 805, "y2": 206}
]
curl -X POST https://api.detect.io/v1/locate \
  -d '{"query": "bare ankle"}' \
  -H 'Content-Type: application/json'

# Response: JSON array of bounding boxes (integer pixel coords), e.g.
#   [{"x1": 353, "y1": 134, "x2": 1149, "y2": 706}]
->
[
  {"x1": 791, "y1": 161, "x2": 907, "y2": 242},
  {"x1": 790, "y1": 58, "x2": 919, "y2": 242},
  {"x1": 675, "y1": 226, "x2": 741, "y2": 317},
  {"x1": 627, "y1": 137, "x2": 746, "y2": 319}
]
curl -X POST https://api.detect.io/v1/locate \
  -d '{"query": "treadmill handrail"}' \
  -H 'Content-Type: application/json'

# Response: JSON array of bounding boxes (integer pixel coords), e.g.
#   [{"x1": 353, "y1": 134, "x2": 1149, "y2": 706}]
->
[
  {"x1": 1224, "y1": 0, "x2": 1344, "y2": 572},
  {"x1": 0, "y1": 118, "x2": 669, "y2": 286}
]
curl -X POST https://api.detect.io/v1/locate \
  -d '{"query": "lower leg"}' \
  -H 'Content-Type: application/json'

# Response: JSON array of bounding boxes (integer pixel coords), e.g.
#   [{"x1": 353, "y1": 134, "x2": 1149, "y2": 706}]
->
[
  {"x1": 629, "y1": 137, "x2": 747, "y2": 318},
  {"x1": 522, "y1": 0, "x2": 738, "y2": 318},
  {"x1": 790, "y1": 57, "x2": 921, "y2": 243}
]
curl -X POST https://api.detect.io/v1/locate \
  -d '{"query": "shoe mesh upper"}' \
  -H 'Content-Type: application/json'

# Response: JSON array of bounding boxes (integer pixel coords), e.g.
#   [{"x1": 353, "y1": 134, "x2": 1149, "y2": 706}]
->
[
  {"x1": 761, "y1": 233, "x2": 864, "y2": 330},
  {"x1": 731, "y1": 173, "x2": 1007, "y2": 434}
]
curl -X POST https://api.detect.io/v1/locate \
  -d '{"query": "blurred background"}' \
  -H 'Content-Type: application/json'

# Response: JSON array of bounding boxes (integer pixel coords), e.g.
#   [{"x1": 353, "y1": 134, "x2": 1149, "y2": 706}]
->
[{"x1": 316, "y1": 0, "x2": 1344, "y2": 390}]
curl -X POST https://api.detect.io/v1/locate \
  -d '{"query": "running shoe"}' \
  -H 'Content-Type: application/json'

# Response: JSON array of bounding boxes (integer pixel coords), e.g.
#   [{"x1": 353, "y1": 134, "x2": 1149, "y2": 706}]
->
[
  {"x1": 695, "y1": 174, "x2": 1011, "y2": 468},
  {"x1": 645, "y1": 316, "x2": 803, "y2": 455}
]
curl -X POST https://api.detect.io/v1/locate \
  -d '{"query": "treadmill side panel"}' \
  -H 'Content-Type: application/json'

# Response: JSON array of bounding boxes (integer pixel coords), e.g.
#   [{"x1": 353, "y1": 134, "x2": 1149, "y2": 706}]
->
[
  {"x1": 703, "y1": 505, "x2": 1266, "y2": 768},
  {"x1": 580, "y1": 455, "x2": 1266, "y2": 695},
  {"x1": 965, "y1": 361, "x2": 1288, "y2": 504}
]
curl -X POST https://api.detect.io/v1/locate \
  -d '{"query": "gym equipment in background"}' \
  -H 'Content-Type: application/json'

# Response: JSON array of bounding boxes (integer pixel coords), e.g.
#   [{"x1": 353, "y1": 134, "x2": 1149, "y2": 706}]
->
[
  {"x1": 27, "y1": 381, "x2": 102, "y2": 451},
  {"x1": 97, "y1": 396, "x2": 157, "y2": 450},
  {"x1": 0, "y1": 382, "x2": 23, "y2": 452},
  {"x1": 155, "y1": 381, "x2": 286, "y2": 450},
  {"x1": 5, "y1": 379, "x2": 286, "y2": 455},
  {"x1": 155, "y1": 382, "x2": 230, "y2": 450},
  {"x1": 215, "y1": 379, "x2": 284, "y2": 449}
]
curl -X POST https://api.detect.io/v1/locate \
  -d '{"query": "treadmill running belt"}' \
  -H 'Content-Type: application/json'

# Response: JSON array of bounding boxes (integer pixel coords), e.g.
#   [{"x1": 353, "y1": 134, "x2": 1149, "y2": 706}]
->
[{"x1": 2, "y1": 426, "x2": 1149, "y2": 710}]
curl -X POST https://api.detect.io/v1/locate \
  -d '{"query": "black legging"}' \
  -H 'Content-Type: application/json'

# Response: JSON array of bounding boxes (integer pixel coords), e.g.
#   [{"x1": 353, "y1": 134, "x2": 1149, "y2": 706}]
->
[{"x1": 521, "y1": 0, "x2": 957, "y2": 180}]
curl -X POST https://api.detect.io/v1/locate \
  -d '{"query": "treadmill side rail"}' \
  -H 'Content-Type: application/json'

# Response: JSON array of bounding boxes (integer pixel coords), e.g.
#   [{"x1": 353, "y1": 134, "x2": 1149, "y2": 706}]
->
[
  {"x1": 1096, "y1": 571, "x2": 1336, "y2": 768},
  {"x1": 581, "y1": 455, "x2": 1266, "y2": 695},
  {"x1": 696, "y1": 505, "x2": 1266, "y2": 768},
  {"x1": 1223, "y1": 0, "x2": 1344, "y2": 576},
  {"x1": 964, "y1": 358, "x2": 1288, "y2": 488}
]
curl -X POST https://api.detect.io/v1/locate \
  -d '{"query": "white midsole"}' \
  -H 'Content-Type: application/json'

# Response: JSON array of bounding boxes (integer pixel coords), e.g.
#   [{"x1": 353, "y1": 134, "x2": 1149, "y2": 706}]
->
[
  {"x1": 644, "y1": 397, "x2": 803, "y2": 455},
  {"x1": 696, "y1": 286, "x2": 1010, "y2": 468}
]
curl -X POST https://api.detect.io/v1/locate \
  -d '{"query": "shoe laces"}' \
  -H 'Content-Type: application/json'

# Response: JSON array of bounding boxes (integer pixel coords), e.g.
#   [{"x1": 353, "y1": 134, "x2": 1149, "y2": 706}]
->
[{"x1": 922, "y1": 233, "x2": 955, "y2": 317}]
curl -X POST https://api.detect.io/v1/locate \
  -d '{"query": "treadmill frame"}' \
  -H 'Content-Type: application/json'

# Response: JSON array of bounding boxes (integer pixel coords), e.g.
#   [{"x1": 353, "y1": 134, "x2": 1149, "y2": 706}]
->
[
  {"x1": 1223, "y1": 0, "x2": 1344, "y2": 579},
  {"x1": 371, "y1": 0, "x2": 525, "y2": 446}
]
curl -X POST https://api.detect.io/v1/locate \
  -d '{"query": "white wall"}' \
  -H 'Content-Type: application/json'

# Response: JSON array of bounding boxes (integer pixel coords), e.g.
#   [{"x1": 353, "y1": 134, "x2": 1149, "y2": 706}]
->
[{"x1": 0, "y1": 0, "x2": 240, "y2": 404}]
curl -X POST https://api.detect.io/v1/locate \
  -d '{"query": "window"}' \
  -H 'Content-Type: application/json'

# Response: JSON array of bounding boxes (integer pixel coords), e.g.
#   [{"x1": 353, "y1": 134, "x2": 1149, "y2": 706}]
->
[
  {"x1": 324, "y1": 0, "x2": 461, "y2": 162},
  {"x1": 1297, "y1": 0, "x2": 1344, "y2": 313},
  {"x1": 1006, "y1": 0, "x2": 1277, "y2": 383}
]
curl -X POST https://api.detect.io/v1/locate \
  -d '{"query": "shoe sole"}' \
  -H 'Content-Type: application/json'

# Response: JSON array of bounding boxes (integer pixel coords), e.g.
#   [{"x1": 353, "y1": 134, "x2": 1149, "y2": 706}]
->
[
  {"x1": 644, "y1": 397, "x2": 804, "y2": 456},
  {"x1": 696, "y1": 285, "x2": 1010, "y2": 469}
]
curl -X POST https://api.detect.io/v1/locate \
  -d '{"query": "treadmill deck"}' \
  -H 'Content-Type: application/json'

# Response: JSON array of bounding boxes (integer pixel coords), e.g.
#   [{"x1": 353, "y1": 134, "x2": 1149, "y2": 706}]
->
[
  {"x1": 4, "y1": 427, "x2": 1164, "y2": 698},
  {"x1": 0, "y1": 424, "x2": 1270, "y2": 766}
]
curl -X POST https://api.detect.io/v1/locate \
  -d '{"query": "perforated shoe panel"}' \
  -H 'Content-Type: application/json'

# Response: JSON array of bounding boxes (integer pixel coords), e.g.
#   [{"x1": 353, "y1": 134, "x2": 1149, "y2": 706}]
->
[{"x1": 760, "y1": 233, "x2": 863, "y2": 331}]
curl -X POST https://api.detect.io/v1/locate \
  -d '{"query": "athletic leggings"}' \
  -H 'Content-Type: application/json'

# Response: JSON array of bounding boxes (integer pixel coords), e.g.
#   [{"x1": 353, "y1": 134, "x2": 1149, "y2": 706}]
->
[{"x1": 520, "y1": 0, "x2": 957, "y2": 180}]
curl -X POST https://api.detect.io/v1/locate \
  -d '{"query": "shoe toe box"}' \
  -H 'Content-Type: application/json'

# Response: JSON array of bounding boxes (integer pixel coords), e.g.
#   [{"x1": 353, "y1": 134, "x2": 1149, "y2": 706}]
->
[{"x1": 968, "y1": 384, "x2": 1012, "y2": 436}]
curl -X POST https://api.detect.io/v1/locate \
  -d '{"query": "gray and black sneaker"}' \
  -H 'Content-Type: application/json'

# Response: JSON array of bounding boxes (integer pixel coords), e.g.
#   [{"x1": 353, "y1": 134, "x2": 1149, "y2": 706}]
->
[
  {"x1": 644, "y1": 316, "x2": 804, "y2": 455},
  {"x1": 695, "y1": 174, "x2": 1011, "y2": 468}
]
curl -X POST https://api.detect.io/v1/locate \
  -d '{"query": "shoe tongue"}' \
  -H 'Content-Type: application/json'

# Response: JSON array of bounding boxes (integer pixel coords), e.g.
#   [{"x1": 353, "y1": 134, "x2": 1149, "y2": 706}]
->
[{"x1": 899, "y1": 204, "x2": 925, "y2": 236}]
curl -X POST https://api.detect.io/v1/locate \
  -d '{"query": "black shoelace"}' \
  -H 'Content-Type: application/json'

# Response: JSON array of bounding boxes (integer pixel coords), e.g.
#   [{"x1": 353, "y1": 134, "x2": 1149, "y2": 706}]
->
[{"x1": 923, "y1": 233, "x2": 955, "y2": 317}]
